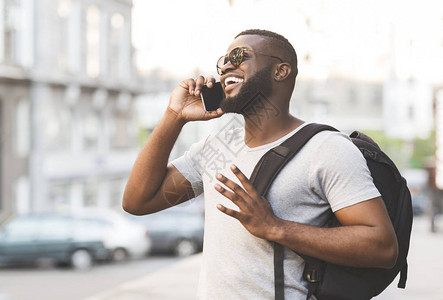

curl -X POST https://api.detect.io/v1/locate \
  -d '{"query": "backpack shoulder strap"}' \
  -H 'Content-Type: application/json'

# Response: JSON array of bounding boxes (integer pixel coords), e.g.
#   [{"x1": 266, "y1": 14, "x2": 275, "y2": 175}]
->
[
  {"x1": 250, "y1": 123, "x2": 337, "y2": 195},
  {"x1": 249, "y1": 123, "x2": 337, "y2": 300}
]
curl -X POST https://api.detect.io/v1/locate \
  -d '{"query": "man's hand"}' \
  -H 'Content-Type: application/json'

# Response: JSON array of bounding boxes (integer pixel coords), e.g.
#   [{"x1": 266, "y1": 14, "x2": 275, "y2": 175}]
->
[
  {"x1": 169, "y1": 75, "x2": 224, "y2": 122},
  {"x1": 214, "y1": 164, "x2": 282, "y2": 240},
  {"x1": 214, "y1": 164, "x2": 398, "y2": 268}
]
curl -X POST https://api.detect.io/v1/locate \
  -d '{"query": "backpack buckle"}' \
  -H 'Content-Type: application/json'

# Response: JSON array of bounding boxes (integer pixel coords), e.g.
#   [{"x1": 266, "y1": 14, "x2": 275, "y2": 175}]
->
[{"x1": 306, "y1": 269, "x2": 320, "y2": 283}]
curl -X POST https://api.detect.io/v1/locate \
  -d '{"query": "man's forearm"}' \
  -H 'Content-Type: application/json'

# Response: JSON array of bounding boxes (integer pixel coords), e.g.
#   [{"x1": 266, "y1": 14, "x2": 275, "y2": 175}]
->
[
  {"x1": 123, "y1": 107, "x2": 186, "y2": 212},
  {"x1": 268, "y1": 218, "x2": 398, "y2": 269}
]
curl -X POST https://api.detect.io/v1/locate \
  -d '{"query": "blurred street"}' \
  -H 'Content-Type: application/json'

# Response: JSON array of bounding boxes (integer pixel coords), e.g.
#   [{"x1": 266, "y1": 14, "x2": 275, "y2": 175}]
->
[
  {"x1": 77, "y1": 215, "x2": 443, "y2": 300},
  {"x1": 0, "y1": 256, "x2": 182, "y2": 300},
  {"x1": 374, "y1": 215, "x2": 443, "y2": 299}
]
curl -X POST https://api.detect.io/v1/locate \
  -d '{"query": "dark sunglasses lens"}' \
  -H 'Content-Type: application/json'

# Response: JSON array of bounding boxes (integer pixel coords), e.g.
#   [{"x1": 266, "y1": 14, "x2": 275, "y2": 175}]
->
[
  {"x1": 216, "y1": 55, "x2": 234, "y2": 74},
  {"x1": 216, "y1": 48, "x2": 244, "y2": 74},
  {"x1": 229, "y1": 48, "x2": 243, "y2": 67}
]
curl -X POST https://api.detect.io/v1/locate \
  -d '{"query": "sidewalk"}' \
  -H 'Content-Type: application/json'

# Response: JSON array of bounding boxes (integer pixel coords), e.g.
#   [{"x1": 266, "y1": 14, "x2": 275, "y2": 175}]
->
[
  {"x1": 83, "y1": 254, "x2": 201, "y2": 300},
  {"x1": 374, "y1": 215, "x2": 443, "y2": 299},
  {"x1": 84, "y1": 215, "x2": 443, "y2": 300}
]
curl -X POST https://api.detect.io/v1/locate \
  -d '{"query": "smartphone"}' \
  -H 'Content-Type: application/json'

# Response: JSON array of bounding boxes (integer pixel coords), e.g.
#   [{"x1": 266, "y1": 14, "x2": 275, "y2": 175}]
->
[{"x1": 201, "y1": 82, "x2": 224, "y2": 112}]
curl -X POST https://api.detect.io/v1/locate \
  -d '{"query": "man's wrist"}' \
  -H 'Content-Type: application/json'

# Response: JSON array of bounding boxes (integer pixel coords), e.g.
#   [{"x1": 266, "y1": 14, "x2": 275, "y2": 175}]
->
[
  {"x1": 166, "y1": 106, "x2": 187, "y2": 127},
  {"x1": 266, "y1": 217, "x2": 287, "y2": 242}
]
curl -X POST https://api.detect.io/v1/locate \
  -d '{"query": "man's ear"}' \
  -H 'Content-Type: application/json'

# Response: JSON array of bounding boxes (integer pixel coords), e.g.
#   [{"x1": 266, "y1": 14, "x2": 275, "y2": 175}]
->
[{"x1": 273, "y1": 63, "x2": 292, "y2": 81}]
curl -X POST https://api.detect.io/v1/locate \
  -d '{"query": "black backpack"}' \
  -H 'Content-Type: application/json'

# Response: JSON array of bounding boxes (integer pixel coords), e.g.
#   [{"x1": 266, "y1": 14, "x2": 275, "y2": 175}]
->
[{"x1": 249, "y1": 123, "x2": 413, "y2": 300}]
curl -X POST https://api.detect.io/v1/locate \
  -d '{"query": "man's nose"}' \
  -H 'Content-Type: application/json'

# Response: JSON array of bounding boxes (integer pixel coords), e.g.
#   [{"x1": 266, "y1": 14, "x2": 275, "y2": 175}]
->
[{"x1": 220, "y1": 60, "x2": 236, "y2": 75}]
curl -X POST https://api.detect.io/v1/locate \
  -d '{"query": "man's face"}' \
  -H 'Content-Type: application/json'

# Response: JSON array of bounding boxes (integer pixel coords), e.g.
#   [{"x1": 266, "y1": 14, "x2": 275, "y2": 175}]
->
[
  {"x1": 219, "y1": 64, "x2": 273, "y2": 114},
  {"x1": 219, "y1": 35, "x2": 275, "y2": 114}
]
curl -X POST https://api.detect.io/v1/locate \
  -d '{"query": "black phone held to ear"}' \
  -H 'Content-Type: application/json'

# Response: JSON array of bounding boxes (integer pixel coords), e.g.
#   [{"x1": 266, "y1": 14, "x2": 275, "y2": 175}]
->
[{"x1": 201, "y1": 82, "x2": 224, "y2": 112}]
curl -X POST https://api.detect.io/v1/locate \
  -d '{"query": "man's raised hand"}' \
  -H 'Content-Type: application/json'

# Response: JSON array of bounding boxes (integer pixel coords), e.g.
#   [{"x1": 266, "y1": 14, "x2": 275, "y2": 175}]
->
[
  {"x1": 214, "y1": 164, "x2": 283, "y2": 240},
  {"x1": 168, "y1": 75, "x2": 224, "y2": 122}
]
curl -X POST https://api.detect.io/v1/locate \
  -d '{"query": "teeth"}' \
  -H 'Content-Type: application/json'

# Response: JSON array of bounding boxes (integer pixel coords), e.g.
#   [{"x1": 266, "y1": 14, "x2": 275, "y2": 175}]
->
[{"x1": 224, "y1": 76, "x2": 244, "y2": 86}]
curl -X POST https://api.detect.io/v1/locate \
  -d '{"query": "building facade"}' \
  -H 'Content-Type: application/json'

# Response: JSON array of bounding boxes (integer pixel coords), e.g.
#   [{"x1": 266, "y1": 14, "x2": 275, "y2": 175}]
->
[{"x1": 0, "y1": 0, "x2": 142, "y2": 221}]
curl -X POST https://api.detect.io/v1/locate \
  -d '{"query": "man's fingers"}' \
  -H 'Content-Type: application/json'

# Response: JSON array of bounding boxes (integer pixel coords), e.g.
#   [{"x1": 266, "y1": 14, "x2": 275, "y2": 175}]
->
[
  {"x1": 194, "y1": 76, "x2": 205, "y2": 96},
  {"x1": 216, "y1": 204, "x2": 241, "y2": 220},
  {"x1": 214, "y1": 183, "x2": 245, "y2": 208},
  {"x1": 181, "y1": 76, "x2": 216, "y2": 96},
  {"x1": 205, "y1": 76, "x2": 216, "y2": 87},
  {"x1": 181, "y1": 78, "x2": 197, "y2": 95},
  {"x1": 197, "y1": 108, "x2": 224, "y2": 121},
  {"x1": 230, "y1": 164, "x2": 259, "y2": 197},
  {"x1": 206, "y1": 108, "x2": 224, "y2": 119},
  {"x1": 216, "y1": 173, "x2": 249, "y2": 199}
]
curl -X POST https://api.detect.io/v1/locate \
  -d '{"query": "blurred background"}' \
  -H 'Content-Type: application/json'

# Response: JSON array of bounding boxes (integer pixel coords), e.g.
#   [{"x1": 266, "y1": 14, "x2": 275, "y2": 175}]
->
[{"x1": 1, "y1": 0, "x2": 443, "y2": 299}]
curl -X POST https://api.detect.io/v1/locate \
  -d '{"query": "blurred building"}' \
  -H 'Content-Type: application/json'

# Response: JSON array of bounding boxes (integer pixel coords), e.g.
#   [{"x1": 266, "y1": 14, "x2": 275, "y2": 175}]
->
[
  {"x1": 290, "y1": 1, "x2": 438, "y2": 137},
  {"x1": 0, "y1": 0, "x2": 142, "y2": 221},
  {"x1": 292, "y1": 78, "x2": 384, "y2": 132}
]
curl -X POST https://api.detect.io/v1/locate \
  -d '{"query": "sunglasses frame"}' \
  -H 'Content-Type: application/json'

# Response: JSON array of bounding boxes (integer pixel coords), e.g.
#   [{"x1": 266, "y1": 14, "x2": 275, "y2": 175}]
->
[{"x1": 216, "y1": 47, "x2": 283, "y2": 75}]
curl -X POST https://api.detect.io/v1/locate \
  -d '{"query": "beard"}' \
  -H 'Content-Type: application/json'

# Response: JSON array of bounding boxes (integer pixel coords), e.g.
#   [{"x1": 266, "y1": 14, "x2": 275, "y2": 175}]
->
[{"x1": 220, "y1": 64, "x2": 273, "y2": 115}]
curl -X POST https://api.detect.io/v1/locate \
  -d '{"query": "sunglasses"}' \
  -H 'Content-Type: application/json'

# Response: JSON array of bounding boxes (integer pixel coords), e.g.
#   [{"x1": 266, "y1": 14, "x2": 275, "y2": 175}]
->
[{"x1": 216, "y1": 47, "x2": 283, "y2": 75}]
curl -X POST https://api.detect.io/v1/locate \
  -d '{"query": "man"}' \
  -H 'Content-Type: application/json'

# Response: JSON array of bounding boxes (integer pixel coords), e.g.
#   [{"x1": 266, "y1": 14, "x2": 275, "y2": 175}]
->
[{"x1": 123, "y1": 29, "x2": 398, "y2": 299}]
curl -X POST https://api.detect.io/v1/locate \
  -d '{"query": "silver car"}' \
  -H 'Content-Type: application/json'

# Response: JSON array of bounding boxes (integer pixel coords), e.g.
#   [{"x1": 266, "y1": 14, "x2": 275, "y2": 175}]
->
[{"x1": 0, "y1": 215, "x2": 109, "y2": 270}]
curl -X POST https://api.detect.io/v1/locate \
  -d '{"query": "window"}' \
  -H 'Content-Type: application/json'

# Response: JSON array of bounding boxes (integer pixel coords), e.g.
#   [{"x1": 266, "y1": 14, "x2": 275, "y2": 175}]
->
[
  {"x1": 2, "y1": 0, "x2": 21, "y2": 65},
  {"x1": 111, "y1": 112, "x2": 131, "y2": 149},
  {"x1": 82, "y1": 109, "x2": 100, "y2": 151},
  {"x1": 38, "y1": 217, "x2": 72, "y2": 239},
  {"x1": 57, "y1": 0, "x2": 72, "y2": 71},
  {"x1": 1, "y1": 0, "x2": 33, "y2": 67},
  {"x1": 15, "y1": 98, "x2": 30, "y2": 157},
  {"x1": 108, "y1": 13, "x2": 125, "y2": 79},
  {"x1": 86, "y1": 5, "x2": 100, "y2": 78},
  {"x1": 49, "y1": 181, "x2": 71, "y2": 212},
  {"x1": 109, "y1": 178, "x2": 126, "y2": 210},
  {"x1": 45, "y1": 92, "x2": 72, "y2": 152},
  {"x1": 84, "y1": 179, "x2": 98, "y2": 207},
  {"x1": 5, "y1": 218, "x2": 38, "y2": 241},
  {"x1": 110, "y1": 93, "x2": 135, "y2": 149}
]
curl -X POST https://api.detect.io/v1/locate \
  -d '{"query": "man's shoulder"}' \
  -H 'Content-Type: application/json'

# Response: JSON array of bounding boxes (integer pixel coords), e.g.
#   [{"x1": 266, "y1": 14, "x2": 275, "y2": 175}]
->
[
  {"x1": 298, "y1": 129, "x2": 364, "y2": 165},
  {"x1": 306, "y1": 129, "x2": 352, "y2": 149}
]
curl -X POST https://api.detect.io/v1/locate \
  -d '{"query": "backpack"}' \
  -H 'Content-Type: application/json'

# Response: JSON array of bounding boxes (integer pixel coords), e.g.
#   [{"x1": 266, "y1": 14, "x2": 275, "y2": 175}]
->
[{"x1": 249, "y1": 123, "x2": 413, "y2": 300}]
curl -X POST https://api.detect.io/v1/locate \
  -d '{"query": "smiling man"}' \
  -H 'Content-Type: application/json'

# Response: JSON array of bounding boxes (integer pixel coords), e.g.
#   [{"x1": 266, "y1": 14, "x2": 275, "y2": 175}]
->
[{"x1": 123, "y1": 29, "x2": 398, "y2": 299}]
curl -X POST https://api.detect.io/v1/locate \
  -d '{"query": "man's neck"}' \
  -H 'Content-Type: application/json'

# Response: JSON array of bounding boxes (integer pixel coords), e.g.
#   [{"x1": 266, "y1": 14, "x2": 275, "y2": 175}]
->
[{"x1": 243, "y1": 113, "x2": 303, "y2": 148}]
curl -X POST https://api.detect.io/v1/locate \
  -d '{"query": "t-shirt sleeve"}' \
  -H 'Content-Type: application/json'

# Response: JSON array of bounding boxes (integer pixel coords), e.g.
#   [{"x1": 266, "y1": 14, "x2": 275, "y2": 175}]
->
[
  {"x1": 309, "y1": 132, "x2": 381, "y2": 212},
  {"x1": 170, "y1": 136, "x2": 209, "y2": 197}
]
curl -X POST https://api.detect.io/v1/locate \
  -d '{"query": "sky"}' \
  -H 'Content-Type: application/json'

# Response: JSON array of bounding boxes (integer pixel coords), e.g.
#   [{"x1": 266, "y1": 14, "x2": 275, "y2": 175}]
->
[{"x1": 131, "y1": 0, "x2": 443, "y2": 83}]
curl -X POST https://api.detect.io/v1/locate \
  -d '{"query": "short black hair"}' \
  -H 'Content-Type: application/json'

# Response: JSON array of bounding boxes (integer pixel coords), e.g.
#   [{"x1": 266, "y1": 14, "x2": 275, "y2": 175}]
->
[{"x1": 235, "y1": 29, "x2": 298, "y2": 76}]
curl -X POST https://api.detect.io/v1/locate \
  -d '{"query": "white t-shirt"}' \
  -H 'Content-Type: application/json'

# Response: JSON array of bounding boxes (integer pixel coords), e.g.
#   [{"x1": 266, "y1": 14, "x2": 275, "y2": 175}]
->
[{"x1": 171, "y1": 122, "x2": 381, "y2": 300}]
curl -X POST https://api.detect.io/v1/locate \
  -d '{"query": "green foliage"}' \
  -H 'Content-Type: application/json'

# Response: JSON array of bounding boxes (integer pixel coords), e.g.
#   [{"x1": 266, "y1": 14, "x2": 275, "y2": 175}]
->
[
  {"x1": 360, "y1": 130, "x2": 435, "y2": 170},
  {"x1": 410, "y1": 131, "x2": 435, "y2": 168},
  {"x1": 138, "y1": 128, "x2": 153, "y2": 148}
]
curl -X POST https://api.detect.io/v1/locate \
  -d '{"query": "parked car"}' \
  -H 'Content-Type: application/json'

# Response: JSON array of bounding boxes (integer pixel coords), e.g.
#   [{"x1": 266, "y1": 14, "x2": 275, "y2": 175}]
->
[
  {"x1": 71, "y1": 208, "x2": 151, "y2": 261},
  {"x1": 130, "y1": 208, "x2": 204, "y2": 257},
  {"x1": 0, "y1": 214, "x2": 109, "y2": 269}
]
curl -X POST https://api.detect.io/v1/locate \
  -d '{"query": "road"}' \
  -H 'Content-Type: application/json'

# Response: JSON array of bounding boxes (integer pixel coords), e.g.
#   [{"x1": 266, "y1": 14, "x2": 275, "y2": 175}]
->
[
  {"x1": 0, "y1": 255, "x2": 182, "y2": 300},
  {"x1": 1, "y1": 215, "x2": 441, "y2": 300}
]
